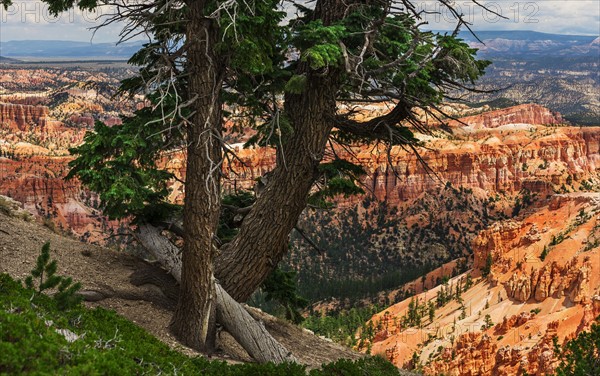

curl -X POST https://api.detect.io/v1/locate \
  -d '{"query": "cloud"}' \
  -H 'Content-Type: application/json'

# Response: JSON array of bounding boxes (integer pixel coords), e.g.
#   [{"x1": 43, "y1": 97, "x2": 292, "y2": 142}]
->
[{"x1": 414, "y1": 0, "x2": 600, "y2": 35}]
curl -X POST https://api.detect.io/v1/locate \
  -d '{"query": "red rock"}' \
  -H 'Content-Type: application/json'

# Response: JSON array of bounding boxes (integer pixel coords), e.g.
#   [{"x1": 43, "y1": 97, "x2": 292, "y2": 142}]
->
[
  {"x1": 447, "y1": 104, "x2": 564, "y2": 129},
  {"x1": 0, "y1": 102, "x2": 49, "y2": 131}
]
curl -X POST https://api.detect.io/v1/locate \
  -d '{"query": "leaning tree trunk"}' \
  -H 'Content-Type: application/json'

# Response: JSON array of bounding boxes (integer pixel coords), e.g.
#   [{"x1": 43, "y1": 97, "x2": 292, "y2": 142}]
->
[
  {"x1": 215, "y1": 284, "x2": 295, "y2": 363},
  {"x1": 214, "y1": 0, "x2": 350, "y2": 302},
  {"x1": 169, "y1": 0, "x2": 223, "y2": 352},
  {"x1": 138, "y1": 224, "x2": 296, "y2": 363}
]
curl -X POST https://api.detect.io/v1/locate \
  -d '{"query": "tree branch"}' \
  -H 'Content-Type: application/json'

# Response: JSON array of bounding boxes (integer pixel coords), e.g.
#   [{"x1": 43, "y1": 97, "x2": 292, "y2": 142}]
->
[
  {"x1": 334, "y1": 101, "x2": 415, "y2": 144},
  {"x1": 294, "y1": 226, "x2": 324, "y2": 254}
]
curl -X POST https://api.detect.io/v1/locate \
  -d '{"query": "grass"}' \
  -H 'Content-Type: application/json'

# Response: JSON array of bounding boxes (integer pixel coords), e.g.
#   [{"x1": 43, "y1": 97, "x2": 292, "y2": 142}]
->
[
  {"x1": 0, "y1": 196, "x2": 33, "y2": 221},
  {"x1": 0, "y1": 273, "x2": 401, "y2": 375}
]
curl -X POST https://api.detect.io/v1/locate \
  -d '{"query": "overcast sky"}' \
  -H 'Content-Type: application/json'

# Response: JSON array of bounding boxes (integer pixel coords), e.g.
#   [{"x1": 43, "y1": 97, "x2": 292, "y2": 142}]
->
[{"x1": 0, "y1": 0, "x2": 598, "y2": 43}]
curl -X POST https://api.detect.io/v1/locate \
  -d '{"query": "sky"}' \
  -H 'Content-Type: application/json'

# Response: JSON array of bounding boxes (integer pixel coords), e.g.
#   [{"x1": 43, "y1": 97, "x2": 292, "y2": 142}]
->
[{"x1": 0, "y1": 0, "x2": 598, "y2": 43}]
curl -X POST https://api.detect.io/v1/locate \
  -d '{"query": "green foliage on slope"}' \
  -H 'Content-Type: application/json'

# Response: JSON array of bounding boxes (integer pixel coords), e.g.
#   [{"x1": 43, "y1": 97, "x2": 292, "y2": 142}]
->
[
  {"x1": 302, "y1": 305, "x2": 383, "y2": 347},
  {"x1": 554, "y1": 317, "x2": 600, "y2": 376},
  {"x1": 24, "y1": 242, "x2": 82, "y2": 310},
  {"x1": 0, "y1": 272, "x2": 401, "y2": 375}
]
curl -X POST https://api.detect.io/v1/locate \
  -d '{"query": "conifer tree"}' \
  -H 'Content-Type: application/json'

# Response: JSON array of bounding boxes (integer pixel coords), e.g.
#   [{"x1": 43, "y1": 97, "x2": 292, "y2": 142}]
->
[
  {"x1": 24, "y1": 242, "x2": 82, "y2": 310},
  {"x1": 554, "y1": 319, "x2": 600, "y2": 376},
  {"x1": 3, "y1": 0, "x2": 494, "y2": 355}
]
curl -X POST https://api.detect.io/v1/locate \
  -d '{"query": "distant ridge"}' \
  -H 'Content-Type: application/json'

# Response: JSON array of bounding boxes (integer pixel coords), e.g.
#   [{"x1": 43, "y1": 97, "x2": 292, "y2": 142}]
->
[
  {"x1": 457, "y1": 29, "x2": 598, "y2": 42},
  {"x1": 452, "y1": 30, "x2": 599, "y2": 57},
  {"x1": 0, "y1": 56, "x2": 21, "y2": 63},
  {"x1": 0, "y1": 40, "x2": 145, "y2": 59}
]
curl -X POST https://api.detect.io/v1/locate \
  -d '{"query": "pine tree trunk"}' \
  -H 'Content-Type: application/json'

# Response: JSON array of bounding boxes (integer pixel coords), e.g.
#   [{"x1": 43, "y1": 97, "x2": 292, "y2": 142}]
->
[
  {"x1": 214, "y1": 0, "x2": 349, "y2": 302},
  {"x1": 169, "y1": 0, "x2": 223, "y2": 352}
]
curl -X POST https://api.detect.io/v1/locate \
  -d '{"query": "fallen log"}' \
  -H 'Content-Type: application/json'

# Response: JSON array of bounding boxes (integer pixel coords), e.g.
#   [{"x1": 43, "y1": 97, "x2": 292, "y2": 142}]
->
[{"x1": 135, "y1": 223, "x2": 296, "y2": 364}]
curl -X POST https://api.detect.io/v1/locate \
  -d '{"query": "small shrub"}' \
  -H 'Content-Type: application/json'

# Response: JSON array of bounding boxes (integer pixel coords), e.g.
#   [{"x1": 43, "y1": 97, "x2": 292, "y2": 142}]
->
[
  {"x1": 581, "y1": 180, "x2": 593, "y2": 191},
  {"x1": 481, "y1": 253, "x2": 493, "y2": 278},
  {"x1": 20, "y1": 211, "x2": 33, "y2": 221},
  {"x1": 540, "y1": 246, "x2": 549, "y2": 261},
  {"x1": 481, "y1": 314, "x2": 494, "y2": 330},
  {"x1": 43, "y1": 217, "x2": 58, "y2": 233},
  {"x1": 0, "y1": 196, "x2": 13, "y2": 215},
  {"x1": 24, "y1": 242, "x2": 82, "y2": 310},
  {"x1": 311, "y1": 356, "x2": 399, "y2": 375}
]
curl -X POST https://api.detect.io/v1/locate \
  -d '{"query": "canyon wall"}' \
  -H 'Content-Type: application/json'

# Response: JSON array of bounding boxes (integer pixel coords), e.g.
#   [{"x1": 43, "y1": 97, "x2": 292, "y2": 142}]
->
[
  {"x1": 364, "y1": 193, "x2": 600, "y2": 375},
  {"x1": 359, "y1": 126, "x2": 599, "y2": 203},
  {"x1": 0, "y1": 156, "x2": 115, "y2": 242},
  {"x1": 1, "y1": 103, "x2": 598, "y2": 249},
  {"x1": 222, "y1": 105, "x2": 599, "y2": 205},
  {"x1": 447, "y1": 103, "x2": 565, "y2": 129}
]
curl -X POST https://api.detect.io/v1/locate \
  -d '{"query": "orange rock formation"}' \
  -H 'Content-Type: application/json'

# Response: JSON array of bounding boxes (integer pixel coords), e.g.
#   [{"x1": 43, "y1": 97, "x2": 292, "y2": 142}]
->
[
  {"x1": 363, "y1": 193, "x2": 600, "y2": 375},
  {"x1": 0, "y1": 102, "x2": 50, "y2": 131},
  {"x1": 447, "y1": 104, "x2": 565, "y2": 129},
  {"x1": 1, "y1": 103, "x2": 598, "y2": 250}
]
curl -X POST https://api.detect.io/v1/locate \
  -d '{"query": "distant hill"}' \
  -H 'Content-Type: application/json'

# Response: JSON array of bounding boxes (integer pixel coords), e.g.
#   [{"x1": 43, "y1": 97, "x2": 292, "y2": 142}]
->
[
  {"x1": 449, "y1": 30, "x2": 600, "y2": 125},
  {"x1": 0, "y1": 40, "x2": 145, "y2": 59},
  {"x1": 457, "y1": 30, "x2": 598, "y2": 57},
  {"x1": 460, "y1": 30, "x2": 596, "y2": 42},
  {"x1": 0, "y1": 56, "x2": 21, "y2": 63}
]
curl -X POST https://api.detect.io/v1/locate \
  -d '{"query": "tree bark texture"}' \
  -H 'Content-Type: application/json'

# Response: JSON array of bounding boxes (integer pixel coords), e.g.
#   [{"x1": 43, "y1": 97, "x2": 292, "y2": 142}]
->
[
  {"x1": 215, "y1": 284, "x2": 297, "y2": 363},
  {"x1": 169, "y1": 0, "x2": 223, "y2": 352},
  {"x1": 214, "y1": 0, "x2": 351, "y2": 302},
  {"x1": 135, "y1": 224, "x2": 182, "y2": 280},
  {"x1": 137, "y1": 224, "x2": 296, "y2": 363}
]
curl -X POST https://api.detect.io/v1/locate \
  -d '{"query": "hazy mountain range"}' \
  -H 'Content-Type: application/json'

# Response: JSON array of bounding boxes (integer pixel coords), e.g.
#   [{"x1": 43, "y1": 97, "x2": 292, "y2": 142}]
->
[
  {"x1": 1, "y1": 30, "x2": 598, "y2": 59},
  {"x1": 459, "y1": 30, "x2": 599, "y2": 57},
  {"x1": 0, "y1": 40, "x2": 145, "y2": 59}
]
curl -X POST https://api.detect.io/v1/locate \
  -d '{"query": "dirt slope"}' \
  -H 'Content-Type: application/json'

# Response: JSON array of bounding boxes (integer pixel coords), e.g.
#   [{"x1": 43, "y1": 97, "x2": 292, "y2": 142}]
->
[{"x1": 0, "y1": 208, "x2": 370, "y2": 369}]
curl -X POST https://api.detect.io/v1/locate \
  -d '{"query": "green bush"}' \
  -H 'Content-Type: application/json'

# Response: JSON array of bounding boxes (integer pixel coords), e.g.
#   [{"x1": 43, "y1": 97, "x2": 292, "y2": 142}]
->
[
  {"x1": 312, "y1": 356, "x2": 399, "y2": 375},
  {"x1": 24, "y1": 242, "x2": 82, "y2": 310}
]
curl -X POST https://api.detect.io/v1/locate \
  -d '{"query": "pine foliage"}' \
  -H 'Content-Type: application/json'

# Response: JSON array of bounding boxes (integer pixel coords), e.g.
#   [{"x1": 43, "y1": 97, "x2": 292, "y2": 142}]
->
[
  {"x1": 24, "y1": 242, "x2": 82, "y2": 310},
  {"x1": 554, "y1": 318, "x2": 600, "y2": 376}
]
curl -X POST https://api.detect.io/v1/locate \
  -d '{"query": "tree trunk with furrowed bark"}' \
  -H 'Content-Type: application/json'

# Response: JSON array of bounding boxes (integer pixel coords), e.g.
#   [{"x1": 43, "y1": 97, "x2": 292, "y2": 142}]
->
[
  {"x1": 168, "y1": 0, "x2": 223, "y2": 353},
  {"x1": 214, "y1": 0, "x2": 351, "y2": 302},
  {"x1": 139, "y1": 0, "x2": 354, "y2": 361},
  {"x1": 146, "y1": 0, "x2": 354, "y2": 361}
]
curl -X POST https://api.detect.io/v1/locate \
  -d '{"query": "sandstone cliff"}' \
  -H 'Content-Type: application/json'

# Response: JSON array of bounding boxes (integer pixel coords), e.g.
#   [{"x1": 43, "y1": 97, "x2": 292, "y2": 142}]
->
[
  {"x1": 0, "y1": 156, "x2": 120, "y2": 244},
  {"x1": 357, "y1": 125, "x2": 599, "y2": 204},
  {"x1": 447, "y1": 104, "x2": 565, "y2": 129},
  {"x1": 0, "y1": 102, "x2": 50, "y2": 131},
  {"x1": 4, "y1": 103, "x2": 596, "y2": 254},
  {"x1": 222, "y1": 105, "x2": 599, "y2": 204}
]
